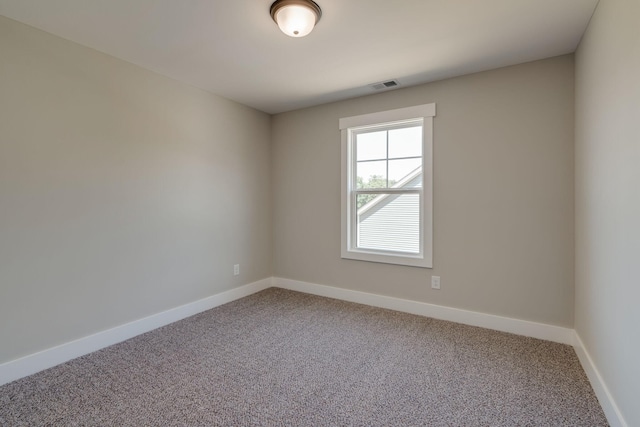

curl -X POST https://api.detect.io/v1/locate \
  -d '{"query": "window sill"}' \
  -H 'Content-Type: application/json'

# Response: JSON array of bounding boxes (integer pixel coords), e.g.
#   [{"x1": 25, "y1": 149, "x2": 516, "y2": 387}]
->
[{"x1": 341, "y1": 248, "x2": 432, "y2": 268}]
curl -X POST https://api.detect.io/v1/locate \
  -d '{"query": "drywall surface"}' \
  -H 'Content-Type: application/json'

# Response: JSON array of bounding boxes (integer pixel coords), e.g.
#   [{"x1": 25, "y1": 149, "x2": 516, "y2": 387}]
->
[
  {"x1": 575, "y1": 0, "x2": 640, "y2": 424},
  {"x1": 272, "y1": 56, "x2": 575, "y2": 327},
  {"x1": 0, "y1": 16, "x2": 271, "y2": 364}
]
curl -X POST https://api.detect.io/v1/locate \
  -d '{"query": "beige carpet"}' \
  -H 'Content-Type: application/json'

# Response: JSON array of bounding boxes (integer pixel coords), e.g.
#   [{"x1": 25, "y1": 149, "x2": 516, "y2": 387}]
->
[{"x1": 0, "y1": 288, "x2": 608, "y2": 426}]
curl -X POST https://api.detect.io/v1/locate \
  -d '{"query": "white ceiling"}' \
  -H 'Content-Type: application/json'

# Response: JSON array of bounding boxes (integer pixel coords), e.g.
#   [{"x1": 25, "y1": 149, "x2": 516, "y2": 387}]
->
[{"x1": 0, "y1": 0, "x2": 598, "y2": 114}]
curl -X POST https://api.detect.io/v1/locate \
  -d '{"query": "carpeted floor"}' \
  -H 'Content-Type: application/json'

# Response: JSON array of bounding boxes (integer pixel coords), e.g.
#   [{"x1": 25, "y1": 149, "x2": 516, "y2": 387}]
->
[{"x1": 0, "y1": 288, "x2": 608, "y2": 426}]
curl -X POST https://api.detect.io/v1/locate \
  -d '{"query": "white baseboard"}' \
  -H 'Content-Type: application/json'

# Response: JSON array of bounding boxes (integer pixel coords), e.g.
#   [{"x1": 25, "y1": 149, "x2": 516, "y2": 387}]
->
[
  {"x1": 273, "y1": 277, "x2": 629, "y2": 425},
  {"x1": 574, "y1": 333, "x2": 628, "y2": 427},
  {"x1": 1, "y1": 276, "x2": 625, "y2": 427},
  {"x1": 0, "y1": 278, "x2": 271, "y2": 387},
  {"x1": 272, "y1": 277, "x2": 575, "y2": 345}
]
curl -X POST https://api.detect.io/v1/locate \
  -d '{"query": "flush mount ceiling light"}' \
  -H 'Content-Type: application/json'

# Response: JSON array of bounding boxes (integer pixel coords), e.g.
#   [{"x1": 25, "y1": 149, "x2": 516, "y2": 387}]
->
[{"x1": 270, "y1": 0, "x2": 322, "y2": 38}]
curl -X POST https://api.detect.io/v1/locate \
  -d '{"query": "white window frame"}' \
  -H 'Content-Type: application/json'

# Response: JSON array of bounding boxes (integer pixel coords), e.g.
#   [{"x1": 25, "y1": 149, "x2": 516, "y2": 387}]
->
[{"x1": 340, "y1": 103, "x2": 435, "y2": 268}]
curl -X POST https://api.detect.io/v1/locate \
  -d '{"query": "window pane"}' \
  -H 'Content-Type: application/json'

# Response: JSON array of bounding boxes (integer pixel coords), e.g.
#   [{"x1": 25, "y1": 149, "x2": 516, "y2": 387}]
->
[
  {"x1": 356, "y1": 193, "x2": 385, "y2": 210},
  {"x1": 388, "y1": 126, "x2": 422, "y2": 159},
  {"x1": 356, "y1": 160, "x2": 387, "y2": 189},
  {"x1": 356, "y1": 130, "x2": 387, "y2": 161},
  {"x1": 388, "y1": 159, "x2": 422, "y2": 186},
  {"x1": 357, "y1": 193, "x2": 420, "y2": 254}
]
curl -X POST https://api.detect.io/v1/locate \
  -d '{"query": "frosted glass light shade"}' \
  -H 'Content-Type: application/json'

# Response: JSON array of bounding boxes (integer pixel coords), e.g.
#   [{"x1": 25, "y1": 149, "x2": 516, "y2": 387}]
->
[{"x1": 270, "y1": 0, "x2": 322, "y2": 38}]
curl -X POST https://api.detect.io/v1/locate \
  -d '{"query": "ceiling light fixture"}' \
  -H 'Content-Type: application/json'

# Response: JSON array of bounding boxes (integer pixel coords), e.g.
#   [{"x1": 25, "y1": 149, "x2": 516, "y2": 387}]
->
[{"x1": 270, "y1": 0, "x2": 322, "y2": 38}]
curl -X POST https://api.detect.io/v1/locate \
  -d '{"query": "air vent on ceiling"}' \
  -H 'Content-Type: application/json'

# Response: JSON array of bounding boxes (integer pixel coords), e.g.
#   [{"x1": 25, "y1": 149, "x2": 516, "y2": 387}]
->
[{"x1": 370, "y1": 80, "x2": 400, "y2": 91}]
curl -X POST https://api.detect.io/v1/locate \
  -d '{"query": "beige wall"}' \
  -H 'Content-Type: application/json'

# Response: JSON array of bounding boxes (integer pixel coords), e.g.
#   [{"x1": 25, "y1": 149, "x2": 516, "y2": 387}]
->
[
  {"x1": 0, "y1": 16, "x2": 272, "y2": 364},
  {"x1": 272, "y1": 56, "x2": 575, "y2": 327},
  {"x1": 575, "y1": 0, "x2": 640, "y2": 424}
]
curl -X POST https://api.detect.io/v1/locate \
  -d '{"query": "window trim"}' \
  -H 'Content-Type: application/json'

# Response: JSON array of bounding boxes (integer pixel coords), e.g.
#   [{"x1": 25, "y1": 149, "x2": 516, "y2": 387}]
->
[{"x1": 340, "y1": 103, "x2": 435, "y2": 268}]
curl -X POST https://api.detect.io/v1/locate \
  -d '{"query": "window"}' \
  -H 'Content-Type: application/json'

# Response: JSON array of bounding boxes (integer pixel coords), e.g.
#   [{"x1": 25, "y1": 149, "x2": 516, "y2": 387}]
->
[{"x1": 340, "y1": 104, "x2": 435, "y2": 268}]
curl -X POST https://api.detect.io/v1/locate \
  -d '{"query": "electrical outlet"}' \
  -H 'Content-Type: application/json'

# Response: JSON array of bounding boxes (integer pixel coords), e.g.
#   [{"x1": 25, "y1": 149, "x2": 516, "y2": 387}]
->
[
  {"x1": 431, "y1": 276, "x2": 441, "y2": 290},
  {"x1": 233, "y1": 264, "x2": 240, "y2": 276}
]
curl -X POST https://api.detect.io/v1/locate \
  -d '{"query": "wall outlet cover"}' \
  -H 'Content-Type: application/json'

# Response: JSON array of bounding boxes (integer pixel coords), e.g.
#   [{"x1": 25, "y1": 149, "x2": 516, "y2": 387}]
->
[{"x1": 431, "y1": 276, "x2": 441, "y2": 289}]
